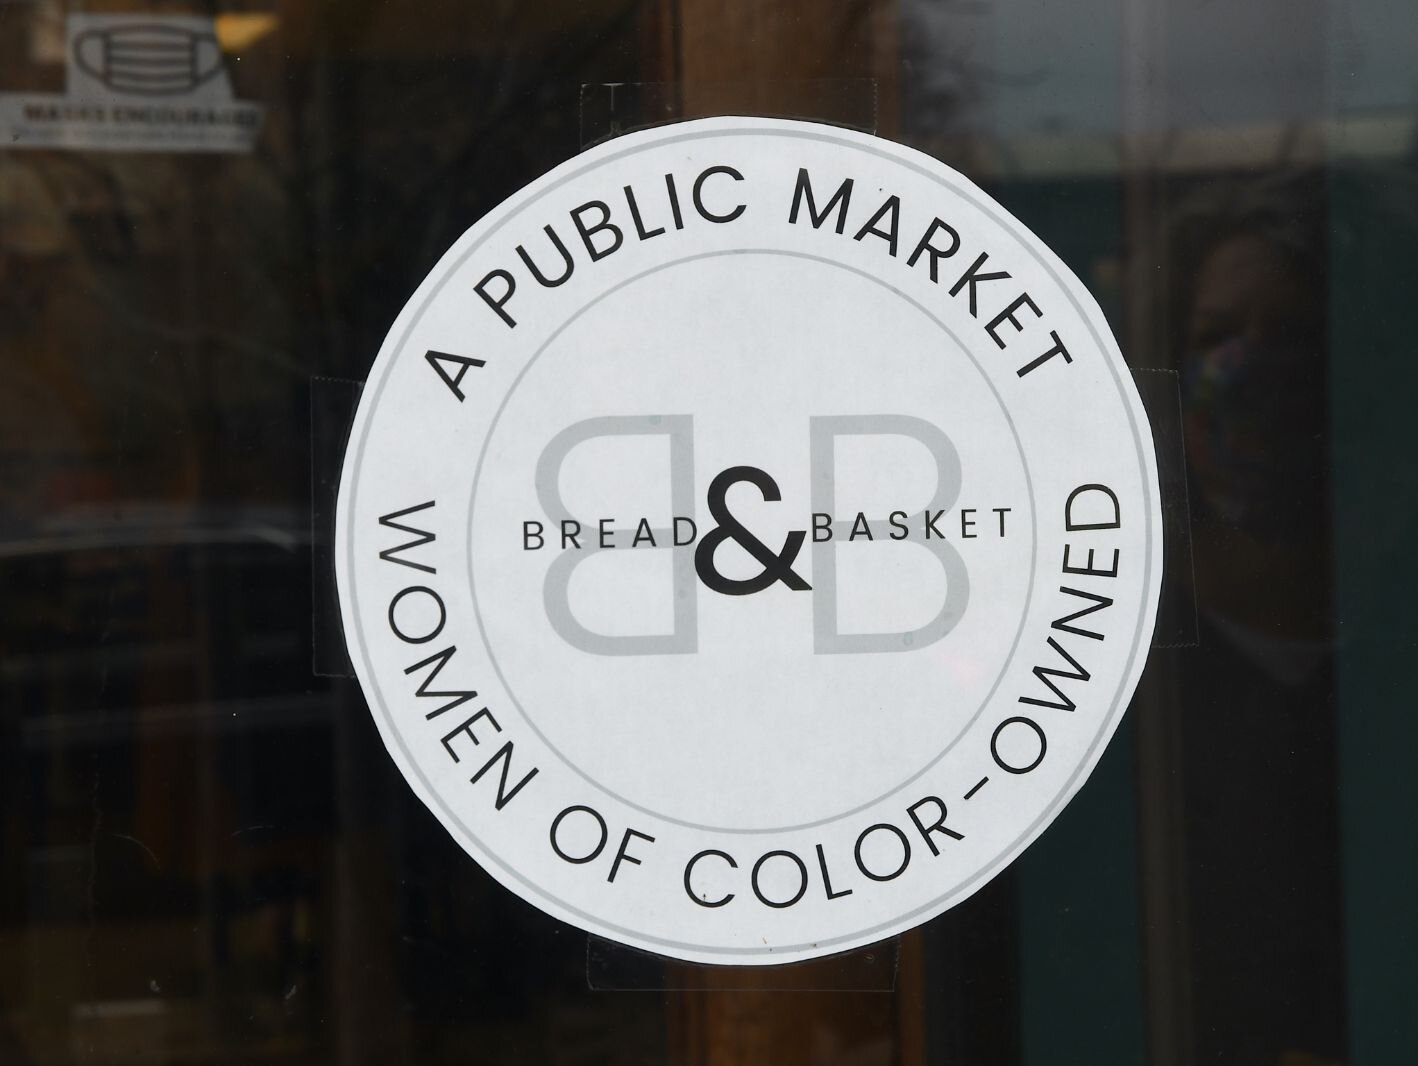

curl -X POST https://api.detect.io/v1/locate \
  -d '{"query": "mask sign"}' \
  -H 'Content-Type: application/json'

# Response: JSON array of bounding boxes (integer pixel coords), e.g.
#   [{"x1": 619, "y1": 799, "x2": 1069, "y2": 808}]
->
[
  {"x1": 0, "y1": 14, "x2": 264, "y2": 154},
  {"x1": 336, "y1": 117, "x2": 1163, "y2": 965}
]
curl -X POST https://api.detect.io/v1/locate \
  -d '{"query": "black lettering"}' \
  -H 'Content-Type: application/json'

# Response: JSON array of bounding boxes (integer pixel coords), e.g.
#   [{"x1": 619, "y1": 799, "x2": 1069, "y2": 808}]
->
[
  {"x1": 906, "y1": 796, "x2": 965, "y2": 856},
  {"x1": 665, "y1": 173, "x2": 685, "y2": 230},
  {"x1": 516, "y1": 225, "x2": 575, "y2": 287},
  {"x1": 1063, "y1": 542, "x2": 1119, "y2": 577},
  {"x1": 888, "y1": 510, "x2": 909, "y2": 540},
  {"x1": 561, "y1": 520, "x2": 582, "y2": 549},
  {"x1": 985, "y1": 293, "x2": 1042, "y2": 350},
  {"x1": 1019, "y1": 637, "x2": 1091, "y2": 712},
  {"x1": 1018, "y1": 330, "x2": 1074, "y2": 377},
  {"x1": 624, "y1": 184, "x2": 666, "y2": 240},
  {"x1": 751, "y1": 850, "x2": 809, "y2": 909},
  {"x1": 470, "y1": 741, "x2": 539, "y2": 809},
  {"x1": 425, "y1": 350, "x2": 486, "y2": 402},
  {"x1": 813, "y1": 512, "x2": 833, "y2": 542},
  {"x1": 378, "y1": 500, "x2": 437, "y2": 574},
  {"x1": 906, "y1": 218, "x2": 961, "y2": 282},
  {"x1": 789, "y1": 168, "x2": 853, "y2": 233},
  {"x1": 549, "y1": 805, "x2": 607, "y2": 864},
  {"x1": 405, "y1": 645, "x2": 477, "y2": 719},
  {"x1": 991, "y1": 717, "x2": 1047, "y2": 774},
  {"x1": 523, "y1": 520, "x2": 544, "y2": 550},
  {"x1": 854, "y1": 823, "x2": 911, "y2": 882},
  {"x1": 388, "y1": 586, "x2": 445, "y2": 645},
  {"x1": 948, "y1": 253, "x2": 1012, "y2": 318},
  {"x1": 685, "y1": 849, "x2": 736, "y2": 908},
  {"x1": 571, "y1": 200, "x2": 623, "y2": 261},
  {"x1": 1051, "y1": 586, "x2": 1114, "y2": 641},
  {"x1": 1065, "y1": 484, "x2": 1121, "y2": 531},
  {"x1": 853, "y1": 194, "x2": 901, "y2": 255},
  {"x1": 608, "y1": 828, "x2": 655, "y2": 883},
  {"x1": 474, "y1": 268, "x2": 517, "y2": 328},
  {"x1": 440, "y1": 707, "x2": 500, "y2": 760},
  {"x1": 693, "y1": 165, "x2": 746, "y2": 223},
  {"x1": 816, "y1": 843, "x2": 853, "y2": 900}
]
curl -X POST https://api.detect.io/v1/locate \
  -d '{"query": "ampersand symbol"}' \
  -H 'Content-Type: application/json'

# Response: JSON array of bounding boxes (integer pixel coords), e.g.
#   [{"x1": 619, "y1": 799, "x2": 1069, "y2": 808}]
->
[{"x1": 694, "y1": 466, "x2": 812, "y2": 595}]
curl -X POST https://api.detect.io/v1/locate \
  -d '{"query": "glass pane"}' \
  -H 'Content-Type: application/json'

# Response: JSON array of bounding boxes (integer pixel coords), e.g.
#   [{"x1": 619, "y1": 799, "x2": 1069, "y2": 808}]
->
[{"x1": 2, "y1": 1, "x2": 1413, "y2": 1063}]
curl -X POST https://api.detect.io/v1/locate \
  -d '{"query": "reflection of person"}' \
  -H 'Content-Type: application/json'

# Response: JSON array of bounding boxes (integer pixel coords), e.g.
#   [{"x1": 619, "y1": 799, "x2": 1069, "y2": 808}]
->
[
  {"x1": 1176, "y1": 171, "x2": 1331, "y2": 642},
  {"x1": 1169, "y1": 171, "x2": 1346, "y2": 1064}
]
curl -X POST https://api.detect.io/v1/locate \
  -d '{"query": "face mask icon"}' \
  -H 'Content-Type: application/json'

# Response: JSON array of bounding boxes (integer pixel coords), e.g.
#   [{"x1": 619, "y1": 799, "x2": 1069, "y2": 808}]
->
[{"x1": 72, "y1": 23, "x2": 226, "y2": 97}]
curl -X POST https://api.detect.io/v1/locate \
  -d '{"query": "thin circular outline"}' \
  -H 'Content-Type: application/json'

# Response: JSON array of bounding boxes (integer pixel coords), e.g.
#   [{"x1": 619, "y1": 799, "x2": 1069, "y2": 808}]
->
[
  {"x1": 338, "y1": 118, "x2": 1160, "y2": 962},
  {"x1": 462, "y1": 247, "x2": 1039, "y2": 834}
]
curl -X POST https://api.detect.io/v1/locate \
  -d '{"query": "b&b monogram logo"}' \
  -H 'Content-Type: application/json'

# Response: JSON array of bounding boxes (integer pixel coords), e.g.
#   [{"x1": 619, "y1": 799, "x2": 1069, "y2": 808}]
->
[
  {"x1": 336, "y1": 117, "x2": 1162, "y2": 967},
  {"x1": 524, "y1": 415, "x2": 983, "y2": 656}
]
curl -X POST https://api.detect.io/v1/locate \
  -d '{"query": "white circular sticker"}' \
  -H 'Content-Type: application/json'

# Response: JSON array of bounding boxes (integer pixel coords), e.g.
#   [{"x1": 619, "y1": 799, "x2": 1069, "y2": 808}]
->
[{"x1": 336, "y1": 117, "x2": 1162, "y2": 965}]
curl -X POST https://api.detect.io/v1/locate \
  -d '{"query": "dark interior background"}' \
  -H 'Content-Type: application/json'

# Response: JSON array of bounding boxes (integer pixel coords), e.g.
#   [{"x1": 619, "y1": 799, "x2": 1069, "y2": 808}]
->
[{"x1": 2, "y1": 1, "x2": 1415, "y2": 1064}]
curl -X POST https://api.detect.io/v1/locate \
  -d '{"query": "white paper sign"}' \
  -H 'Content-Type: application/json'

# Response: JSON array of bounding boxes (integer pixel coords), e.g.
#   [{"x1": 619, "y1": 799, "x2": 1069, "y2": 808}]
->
[
  {"x1": 336, "y1": 117, "x2": 1162, "y2": 965},
  {"x1": 0, "y1": 15, "x2": 263, "y2": 154}
]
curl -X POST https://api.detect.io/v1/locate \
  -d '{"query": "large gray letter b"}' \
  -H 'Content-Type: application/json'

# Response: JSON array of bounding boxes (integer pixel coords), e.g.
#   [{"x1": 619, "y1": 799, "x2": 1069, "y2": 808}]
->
[
  {"x1": 810, "y1": 415, "x2": 969, "y2": 654},
  {"x1": 536, "y1": 416, "x2": 697, "y2": 655}
]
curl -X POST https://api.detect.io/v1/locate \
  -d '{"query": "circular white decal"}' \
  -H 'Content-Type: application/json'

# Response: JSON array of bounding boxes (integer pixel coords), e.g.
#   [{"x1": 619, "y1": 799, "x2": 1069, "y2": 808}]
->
[{"x1": 336, "y1": 117, "x2": 1162, "y2": 965}]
